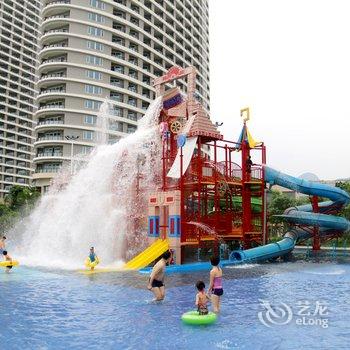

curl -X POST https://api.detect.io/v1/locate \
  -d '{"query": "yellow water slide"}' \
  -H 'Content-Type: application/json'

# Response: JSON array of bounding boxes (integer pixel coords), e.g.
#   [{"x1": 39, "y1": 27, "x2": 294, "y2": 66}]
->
[{"x1": 125, "y1": 239, "x2": 169, "y2": 270}]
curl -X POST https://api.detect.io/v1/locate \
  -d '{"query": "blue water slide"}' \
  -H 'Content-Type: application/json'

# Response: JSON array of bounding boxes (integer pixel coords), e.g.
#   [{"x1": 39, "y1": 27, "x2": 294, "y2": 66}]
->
[
  {"x1": 231, "y1": 166, "x2": 350, "y2": 263},
  {"x1": 139, "y1": 166, "x2": 350, "y2": 274}
]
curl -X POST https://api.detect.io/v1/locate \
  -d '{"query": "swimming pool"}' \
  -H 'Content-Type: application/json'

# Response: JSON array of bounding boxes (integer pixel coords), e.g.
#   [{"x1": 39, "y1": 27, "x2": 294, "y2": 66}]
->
[{"x1": 0, "y1": 261, "x2": 349, "y2": 350}]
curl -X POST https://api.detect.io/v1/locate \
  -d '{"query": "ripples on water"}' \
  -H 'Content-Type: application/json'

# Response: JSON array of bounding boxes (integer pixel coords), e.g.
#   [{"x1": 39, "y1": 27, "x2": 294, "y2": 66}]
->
[{"x1": 0, "y1": 261, "x2": 349, "y2": 350}]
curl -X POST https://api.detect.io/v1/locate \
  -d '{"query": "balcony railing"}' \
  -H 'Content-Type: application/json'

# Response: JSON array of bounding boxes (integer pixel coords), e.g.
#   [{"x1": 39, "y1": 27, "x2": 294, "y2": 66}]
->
[
  {"x1": 45, "y1": 0, "x2": 71, "y2": 6},
  {"x1": 39, "y1": 104, "x2": 65, "y2": 110},
  {"x1": 41, "y1": 72, "x2": 66, "y2": 79},
  {"x1": 39, "y1": 88, "x2": 66, "y2": 94},
  {"x1": 36, "y1": 152, "x2": 63, "y2": 157},
  {"x1": 38, "y1": 120, "x2": 64, "y2": 125},
  {"x1": 43, "y1": 14, "x2": 69, "y2": 21},
  {"x1": 42, "y1": 42, "x2": 68, "y2": 49},
  {"x1": 37, "y1": 135, "x2": 64, "y2": 141},
  {"x1": 35, "y1": 168, "x2": 60, "y2": 173},
  {"x1": 43, "y1": 28, "x2": 69, "y2": 35},
  {"x1": 42, "y1": 56, "x2": 67, "y2": 64}
]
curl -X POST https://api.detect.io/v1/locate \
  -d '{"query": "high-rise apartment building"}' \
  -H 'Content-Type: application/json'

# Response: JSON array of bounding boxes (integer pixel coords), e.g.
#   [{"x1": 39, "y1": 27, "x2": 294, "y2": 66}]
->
[
  {"x1": 0, "y1": 0, "x2": 41, "y2": 198},
  {"x1": 34, "y1": 0, "x2": 210, "y2": 190}
]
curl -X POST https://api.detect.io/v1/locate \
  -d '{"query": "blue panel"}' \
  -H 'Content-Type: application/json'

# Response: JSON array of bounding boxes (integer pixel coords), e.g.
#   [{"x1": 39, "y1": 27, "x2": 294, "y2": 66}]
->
[
  {"x1": 168, "y1": 215, "x2": 181, "y2": 237},
  {"x1": 148, "y1": 216, "x2": 160, "y2": 237}
]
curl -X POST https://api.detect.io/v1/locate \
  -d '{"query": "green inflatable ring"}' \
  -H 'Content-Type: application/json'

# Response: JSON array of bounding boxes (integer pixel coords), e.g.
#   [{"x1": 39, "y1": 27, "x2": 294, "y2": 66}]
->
[{"x1": 181, "y1": 310, "x2": 217, "y2": 325}]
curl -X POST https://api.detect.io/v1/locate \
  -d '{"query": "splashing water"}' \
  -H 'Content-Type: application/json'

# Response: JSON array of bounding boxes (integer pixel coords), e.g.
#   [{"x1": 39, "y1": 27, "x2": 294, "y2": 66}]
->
[
  {"x1": 12, "y1": 98, "x2": 163, "y2": 269},
  {"x1": 96, "y1": 100, "x2": 110, "y2": 145}
]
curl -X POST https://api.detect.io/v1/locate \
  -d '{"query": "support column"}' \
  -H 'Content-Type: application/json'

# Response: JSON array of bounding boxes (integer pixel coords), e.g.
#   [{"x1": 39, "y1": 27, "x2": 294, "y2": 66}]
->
[{"x1": 311, "y1": 196, "x2": 320, "y2": 251}]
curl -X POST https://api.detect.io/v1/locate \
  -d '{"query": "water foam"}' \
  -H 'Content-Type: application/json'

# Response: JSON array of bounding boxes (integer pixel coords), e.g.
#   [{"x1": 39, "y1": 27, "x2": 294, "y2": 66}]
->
[{"x1": 12, "y1": 98, "x2": 162, "y2": 269}]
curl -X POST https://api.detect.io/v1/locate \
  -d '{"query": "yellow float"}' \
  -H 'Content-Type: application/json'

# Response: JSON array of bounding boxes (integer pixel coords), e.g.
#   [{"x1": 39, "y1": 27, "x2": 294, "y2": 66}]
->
[
  {"x1": 0, "y1": 260, "x2": 19, "y2": 267},
  {"x1": 84, "y1": 256, "x2": 99, "y2": 270}
]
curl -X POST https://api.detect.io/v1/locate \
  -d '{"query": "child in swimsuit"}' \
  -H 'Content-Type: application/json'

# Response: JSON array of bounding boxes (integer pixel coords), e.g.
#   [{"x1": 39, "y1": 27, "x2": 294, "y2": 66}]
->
[
  {"x1": 195, "y1": 280, "x2": 210, "y2": 315},
  {"x1": 89, "y1": 247, "x2": 96, "y2": 263},
  {"x1": 208, "y1": 256, "x2": 223, "y2": 313}
]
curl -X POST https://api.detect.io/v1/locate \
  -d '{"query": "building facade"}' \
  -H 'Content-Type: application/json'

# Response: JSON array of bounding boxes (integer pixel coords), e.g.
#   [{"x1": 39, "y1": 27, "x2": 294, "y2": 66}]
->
[
  {"x1": 0, "y1": 0, "x2": 41, "y2": 198},
  {"x1": 34, "y1": 0, "x2": 210, "y2": 190}
]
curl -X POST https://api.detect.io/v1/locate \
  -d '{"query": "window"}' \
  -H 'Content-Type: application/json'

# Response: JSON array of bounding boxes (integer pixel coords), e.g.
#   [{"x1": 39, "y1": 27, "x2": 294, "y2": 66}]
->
[
  {"x1": 88, "y1": 12, "x2": 105, "y2": 23},
  {"x1": 85, "y1": 84, "x2": 102, "y2": 95},
  {"x1": 110, "y1": 92, "x2": 122, "y2": 101},
  {"x1": 128, "y1": 98, "x2": 136, "y2": 106},
  {"x1": 86, "y1": 70, "x2": 102, "y2": 80},
  {"x1": 83, "y1": 131, "x2": 94, "y2": 140},
  {"x1": 87, "y1": 41, "x2": 104, "y2": 51},
  {"x1": 88, "y1": 26, "x2": 104, "y2": 37},
  {"x1": 84, "y1": 115, "x2": 96, "y2": 124},
  {"x1": 112, "y1": 36, "x2": 124, "y2": 45},
  {"x1": 112, "y1": 65, "x2": 124, "y2": 73},
  {"x1": 113, "y1": 107, "x2": 122, "y2": 116},
  {"x1": 127, "y1": 124, "x2": 137, "y2": 133},
  {"x1": 84, "y1": 99, "x2": 101, "y2": 110},
  {"x1": 128, "y1": 83, "x2": 137, "y2": 92},
  {"x1": 111, "y1": 78, "x2": 123, "y2": 87},
  {"x1": 86, "y1": 55, "x2": 103, "y2": 66},
  {"x1": 129, "y1": 44, "x2": 138, "y2": 52},
  {"x1": 81, "y1": 146, "x2": 93, "y2": 155},
  {"x1": 127, "y1": 111, "x2": 137, "y2": 121},
  {"x1": 129, "y1": 69, "x2": 137, "y2": 78},
  {"x1": 90, "y1": 0, "x2": 105, "y2": 9}
]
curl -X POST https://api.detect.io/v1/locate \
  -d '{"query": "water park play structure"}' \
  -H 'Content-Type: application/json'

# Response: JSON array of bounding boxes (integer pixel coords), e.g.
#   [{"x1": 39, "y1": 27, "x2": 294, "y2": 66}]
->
[{"x1": 121, "y1": 65, "x2": 350, "y2": 273}]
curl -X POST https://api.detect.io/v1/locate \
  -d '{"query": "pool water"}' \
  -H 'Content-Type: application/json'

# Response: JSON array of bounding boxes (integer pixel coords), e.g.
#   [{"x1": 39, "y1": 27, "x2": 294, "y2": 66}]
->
[{"x1": 0, "y1": 262, "x2": 349, "y2": 350}]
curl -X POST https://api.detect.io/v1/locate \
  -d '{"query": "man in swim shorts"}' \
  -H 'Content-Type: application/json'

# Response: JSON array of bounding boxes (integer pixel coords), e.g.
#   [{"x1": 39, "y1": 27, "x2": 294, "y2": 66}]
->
[
  {"x1": 147, "y1": 250, "x2": 171, "y2": 301},
  {"x1": 3, "y1": 250, "x2": 12, "y2": 272},
  {"x1": 0, "y1": 236, "x2": 6, "y2": 254}
]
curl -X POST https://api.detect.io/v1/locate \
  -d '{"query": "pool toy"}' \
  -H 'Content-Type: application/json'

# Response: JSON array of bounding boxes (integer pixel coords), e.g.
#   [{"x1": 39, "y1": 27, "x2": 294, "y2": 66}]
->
[
  {"x1": 181, "y1": 311, "x2": 217, "y2": 325},
  {"x1": 0, "y1": 260, "x2": 19, "y2": 267},
  {"x1": 85, "y1": 256, "x2": 99, "y2": 269}
]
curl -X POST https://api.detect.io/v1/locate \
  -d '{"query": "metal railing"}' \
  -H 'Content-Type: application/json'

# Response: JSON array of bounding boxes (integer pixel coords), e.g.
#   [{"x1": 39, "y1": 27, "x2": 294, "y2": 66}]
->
[
  {"x1": 41, "y1": 73, "x2": 66, "y2": 79},
  {"x1": 35, "y1": 168, "x2": 60, "y2": 173},
  {"x1": 43, "y1": 28, "x2": 69, "y2": 35},
  {"x1": 36, "y1": 152, "x2": 63, "y2": 157},
  {"x1": 39, "y1": 104, "x2": 65, "y2": 110},
  {"x1": 43, "y1": 14, "x2": 69, "y2": 21},
  {"x1": 39, "y1": 88, "x2": 66, "y2": 94},
  {"x1": 37, "y1": 135, "x2": 64, "y2": 141},
  {"x1": 45, "y1": 0, "x2": 70, "y2": 6},
  {"x1": 42, "y1": 56, "x2": 67, "y2": 64},
  {"x1": 42, "y1": 42, "x2": 68, "y2": 49},
  {"x1": 38, "y1": 120, "x2": 64, "y2": 125}
]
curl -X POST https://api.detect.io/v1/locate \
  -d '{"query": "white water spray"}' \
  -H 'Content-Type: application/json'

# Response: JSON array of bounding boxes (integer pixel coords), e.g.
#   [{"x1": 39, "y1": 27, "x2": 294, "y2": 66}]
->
[
  {"x1": 96, "y1": 100, "x2": 111, "y2": 145},
  {"x1": 12, "y1": 98, "x2": 163, "y2": 269}
]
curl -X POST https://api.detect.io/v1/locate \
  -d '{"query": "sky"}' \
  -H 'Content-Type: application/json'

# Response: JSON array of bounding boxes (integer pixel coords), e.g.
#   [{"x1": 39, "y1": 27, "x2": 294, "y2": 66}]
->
[{"x1": 209, "y1": 0, "x2": 350, "y2": 180}]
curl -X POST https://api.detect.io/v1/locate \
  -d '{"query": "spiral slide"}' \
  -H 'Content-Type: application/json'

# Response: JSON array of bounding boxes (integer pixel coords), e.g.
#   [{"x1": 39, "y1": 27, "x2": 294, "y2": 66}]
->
[
  {"x1": 139, "y1": 166, "x2": 350, "y2": 274},
  {"x1": 231, "y1": 166, "x2": 350, "y2": 263}
]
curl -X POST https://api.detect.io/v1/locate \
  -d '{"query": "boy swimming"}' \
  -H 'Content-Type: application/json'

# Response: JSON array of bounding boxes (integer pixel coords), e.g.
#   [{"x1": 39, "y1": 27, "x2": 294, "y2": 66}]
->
[
  {"x1": 195, "y1": 280, "x2": 210, "y2": 315},
  {"x1": 208, "y1": 256, "x2": 224, "y2": 313}
]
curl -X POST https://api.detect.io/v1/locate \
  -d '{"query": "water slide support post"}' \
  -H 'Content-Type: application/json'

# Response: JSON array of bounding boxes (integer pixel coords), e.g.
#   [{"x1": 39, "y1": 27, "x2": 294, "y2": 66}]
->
[{"x1": 311, "y1": 195, "x2": 321, "y2": 251}]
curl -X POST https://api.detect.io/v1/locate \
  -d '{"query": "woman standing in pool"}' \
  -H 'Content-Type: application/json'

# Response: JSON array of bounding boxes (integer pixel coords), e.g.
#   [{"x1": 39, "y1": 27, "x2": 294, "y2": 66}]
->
[{"x1": 208, "y1": 256, "x2": 223, "y2": 313}]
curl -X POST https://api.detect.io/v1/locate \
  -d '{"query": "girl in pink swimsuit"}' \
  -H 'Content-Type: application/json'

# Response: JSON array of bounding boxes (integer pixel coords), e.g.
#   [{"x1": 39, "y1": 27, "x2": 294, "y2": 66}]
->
[{"x1": 208, "y1": 256, "x2": 223, "y2": 313}]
